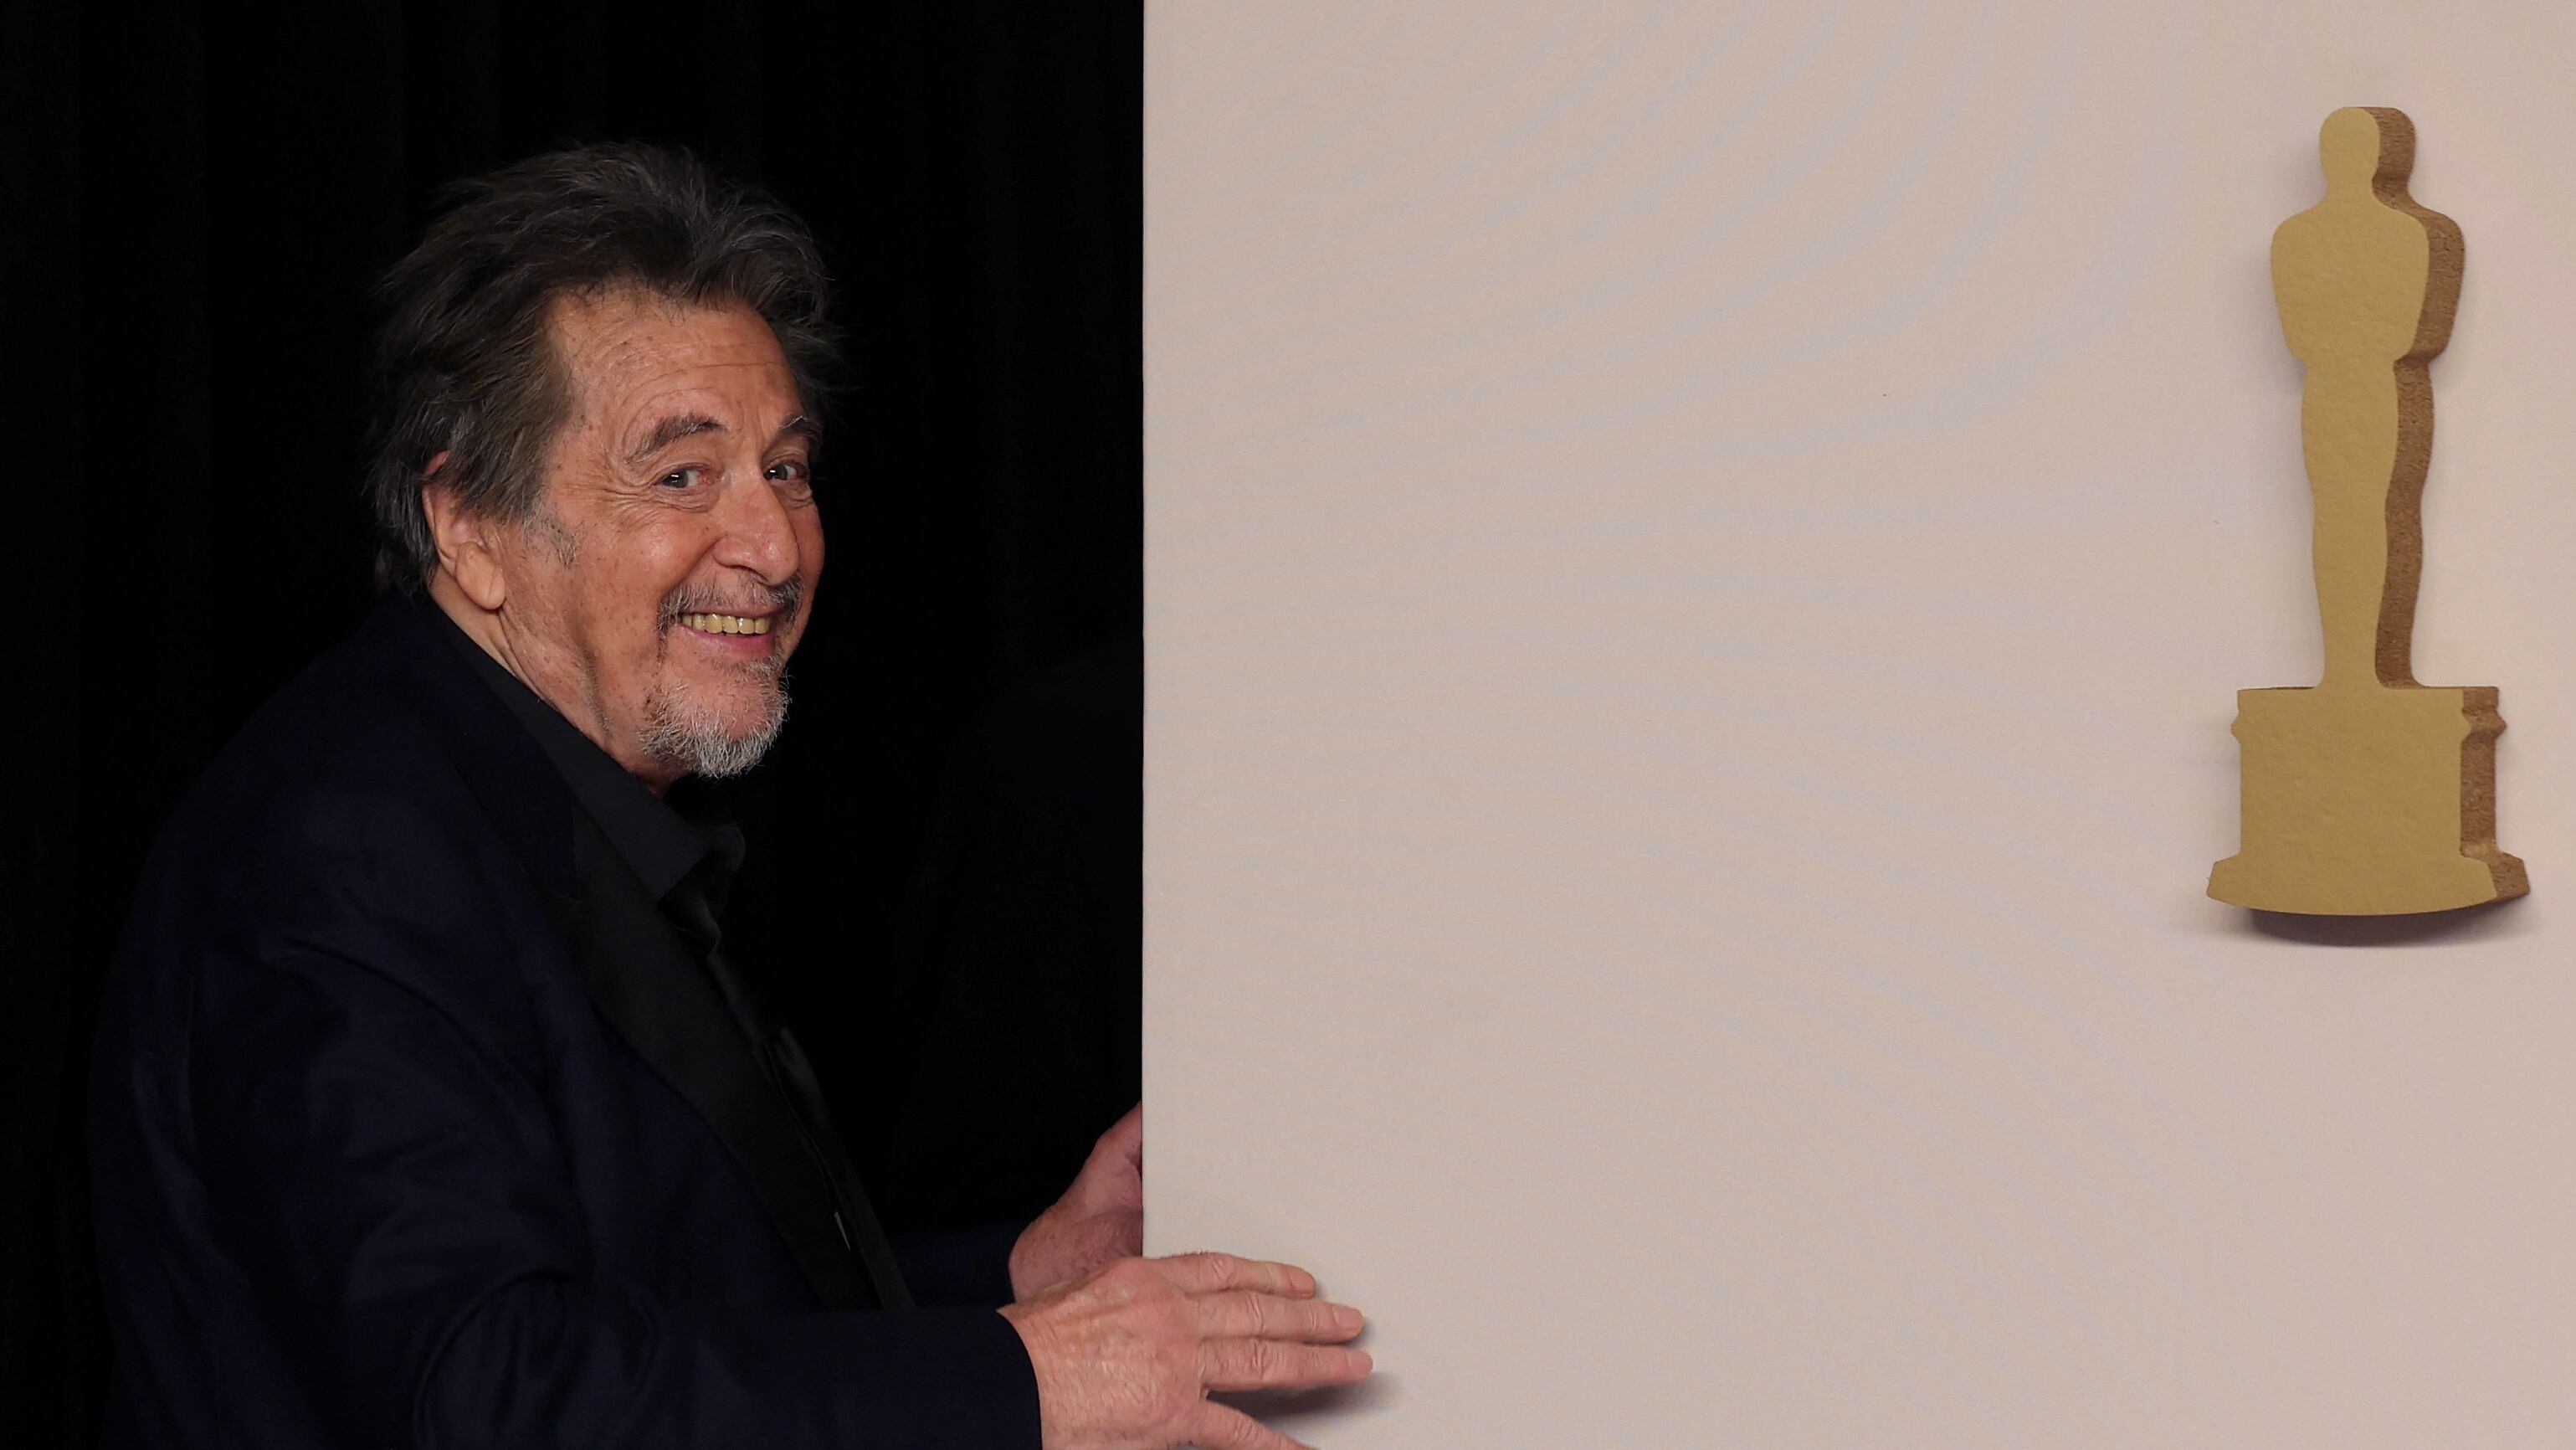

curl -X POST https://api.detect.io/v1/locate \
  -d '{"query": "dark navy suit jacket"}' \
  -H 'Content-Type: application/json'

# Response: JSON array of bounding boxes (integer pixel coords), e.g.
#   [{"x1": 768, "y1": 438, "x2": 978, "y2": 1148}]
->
[{"x1": 89, "y1": 599, "x2": 1043, "y2": 1447}]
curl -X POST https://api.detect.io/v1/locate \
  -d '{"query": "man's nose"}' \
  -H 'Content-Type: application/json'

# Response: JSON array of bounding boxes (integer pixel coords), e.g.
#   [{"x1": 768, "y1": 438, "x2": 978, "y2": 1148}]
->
[{"x1": 714, "y1": 463, "x2": 803, "y2": 584}]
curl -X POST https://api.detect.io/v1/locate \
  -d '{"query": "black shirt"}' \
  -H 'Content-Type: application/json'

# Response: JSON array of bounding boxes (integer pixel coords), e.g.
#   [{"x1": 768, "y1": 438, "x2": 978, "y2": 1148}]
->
[
  {"x1": 435, "y1": 607, "x2": 753, "y2": 1004},
  {"x1": 429, "y1": 602, "x2": 920, "y2": 1308}
]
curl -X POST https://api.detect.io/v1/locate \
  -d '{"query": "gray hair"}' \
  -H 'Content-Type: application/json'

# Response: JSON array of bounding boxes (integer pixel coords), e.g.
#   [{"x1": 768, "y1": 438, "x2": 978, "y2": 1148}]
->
[{"x1": 363, "y1": 142, "x2": 837, "y2": 593}]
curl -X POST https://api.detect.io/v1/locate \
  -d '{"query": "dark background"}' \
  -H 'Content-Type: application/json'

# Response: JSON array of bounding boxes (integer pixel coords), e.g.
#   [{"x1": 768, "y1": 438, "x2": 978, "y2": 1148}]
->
[{"x1": 3, "y1": 2, "x2": 1142, "y2": 1442}]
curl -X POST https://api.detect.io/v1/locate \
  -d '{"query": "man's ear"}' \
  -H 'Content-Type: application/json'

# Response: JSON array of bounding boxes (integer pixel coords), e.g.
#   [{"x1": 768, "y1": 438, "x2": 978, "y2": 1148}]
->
[{"x1": 421, "y1": 453, "x2": 510, "y2": 612}]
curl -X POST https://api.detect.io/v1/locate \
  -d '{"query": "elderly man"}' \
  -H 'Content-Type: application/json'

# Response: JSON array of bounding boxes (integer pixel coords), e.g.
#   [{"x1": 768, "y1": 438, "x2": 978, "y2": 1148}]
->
[{"x1": 88, "y1": 144, "x2": 1367, "y2": 1450}]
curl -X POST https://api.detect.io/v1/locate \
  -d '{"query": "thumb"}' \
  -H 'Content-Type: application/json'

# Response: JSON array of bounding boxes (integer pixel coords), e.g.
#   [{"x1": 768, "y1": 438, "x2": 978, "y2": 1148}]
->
[{"x1": 1098, "y1": 1103, "x2": 1142, "y2": 1169}]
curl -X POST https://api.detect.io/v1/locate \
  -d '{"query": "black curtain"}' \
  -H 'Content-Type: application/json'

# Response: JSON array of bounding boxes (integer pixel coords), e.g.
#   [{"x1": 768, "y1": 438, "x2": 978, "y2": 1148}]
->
[{"x1": 3, "y1": 3, "x2": 1142, "y2": 1443}]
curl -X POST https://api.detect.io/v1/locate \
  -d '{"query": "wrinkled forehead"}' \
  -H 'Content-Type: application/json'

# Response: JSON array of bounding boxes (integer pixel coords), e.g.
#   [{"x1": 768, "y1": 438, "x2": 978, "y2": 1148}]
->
[{"x1": 541, "y1": 284, "x2": 804, "y2": 441}]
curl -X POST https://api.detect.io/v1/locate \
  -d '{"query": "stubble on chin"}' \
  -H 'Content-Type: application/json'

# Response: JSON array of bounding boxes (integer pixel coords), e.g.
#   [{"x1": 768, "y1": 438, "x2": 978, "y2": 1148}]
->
[
  {"x1": 639, "y1": 577, "x2": 807, "y2": 779},
  {"x1": 636, "y1": 659, "x2": 792, "y2": 780}
]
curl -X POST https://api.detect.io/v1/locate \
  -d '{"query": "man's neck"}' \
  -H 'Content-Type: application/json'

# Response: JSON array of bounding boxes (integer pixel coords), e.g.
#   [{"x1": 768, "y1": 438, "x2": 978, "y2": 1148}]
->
[{"x1": 423, "y1": 574, "x2": 680, "y2": 797}]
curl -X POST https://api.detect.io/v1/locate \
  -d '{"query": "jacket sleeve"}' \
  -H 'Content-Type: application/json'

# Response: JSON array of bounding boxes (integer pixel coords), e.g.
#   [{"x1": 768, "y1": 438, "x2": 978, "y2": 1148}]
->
[
  {"x1": 182, "y1": 798, "x2": 1042, "y2": 1449},
  {"x1": 893, "y1": 1221, "x2": 1029, "y2": 1309}
]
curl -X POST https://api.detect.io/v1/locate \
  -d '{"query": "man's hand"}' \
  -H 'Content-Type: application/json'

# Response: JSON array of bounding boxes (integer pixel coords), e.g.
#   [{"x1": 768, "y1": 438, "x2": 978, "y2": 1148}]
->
[
  {"x1": 1012, "y1": 1105, "x2": 1145, "y2": 1300},
  {"x1": 998, "y1": 1252, "x2": 1371, "y2": 1450}
]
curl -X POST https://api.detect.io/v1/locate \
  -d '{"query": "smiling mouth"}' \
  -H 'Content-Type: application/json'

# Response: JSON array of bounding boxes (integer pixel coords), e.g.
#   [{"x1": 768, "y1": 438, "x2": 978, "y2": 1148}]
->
[{"x1": 678, "y1": 613, "x2": 775, "y2": 636}]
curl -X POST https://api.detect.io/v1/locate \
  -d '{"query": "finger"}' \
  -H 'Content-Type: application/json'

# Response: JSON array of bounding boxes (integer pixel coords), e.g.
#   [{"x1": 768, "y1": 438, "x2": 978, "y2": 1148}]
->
[
  {"x1": 1098, "y1": 1103, "x2": 1142, "y2": 1164},
  {"x1": 1160, "y1": 1252, "x2": 1316, "y2": 1298},
  {"x1": 1183, "y1": 1401, "x2": 1314, "y2": 1450},
  {"x1": 1193, "y1": 1289, "x2": 1364, "y2": 1343},
  {"x1": 1199, "y1": 1339, "x2": 1374, "y2": 1393}
]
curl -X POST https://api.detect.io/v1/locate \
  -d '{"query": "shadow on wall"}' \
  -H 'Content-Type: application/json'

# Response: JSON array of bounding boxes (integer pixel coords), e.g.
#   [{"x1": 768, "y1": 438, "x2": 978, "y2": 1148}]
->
[{"x1": 2240, "y1": 894, "x2": 2532, "y2": 947}]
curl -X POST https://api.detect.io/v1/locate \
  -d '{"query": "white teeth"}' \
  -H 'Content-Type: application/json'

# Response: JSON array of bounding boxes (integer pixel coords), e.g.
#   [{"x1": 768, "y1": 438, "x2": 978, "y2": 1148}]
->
[{"x1": 680, "y1": 613, "x2": 775, "y2": 636}]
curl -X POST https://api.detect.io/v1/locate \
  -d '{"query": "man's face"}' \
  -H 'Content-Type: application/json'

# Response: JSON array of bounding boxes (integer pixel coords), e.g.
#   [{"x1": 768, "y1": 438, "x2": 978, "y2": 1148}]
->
[{"x1": 466, "y1": 287, "x2": 825, "y2": 787}]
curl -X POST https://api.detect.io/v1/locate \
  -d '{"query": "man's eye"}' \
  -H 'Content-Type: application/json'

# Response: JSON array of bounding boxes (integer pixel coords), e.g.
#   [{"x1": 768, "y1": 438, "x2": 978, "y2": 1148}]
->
[
  {"x1": 658, "y1": 465, "x2": 710, "y2": 490},
  {"x1": 766, "y1": 459, "x2": 814, "y2": 494}
]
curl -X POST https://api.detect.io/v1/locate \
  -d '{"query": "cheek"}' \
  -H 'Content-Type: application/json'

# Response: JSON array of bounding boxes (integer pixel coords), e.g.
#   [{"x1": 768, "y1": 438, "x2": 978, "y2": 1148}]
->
[
  {"x1": 609, "y1": 522, "x2": 720, "y2": 620},
  {"x1": 792, "y1": 512, "x2": 824, "y2": 628},
  {"x1": 752, "y1": 514, "x2": 822, "y2": 660},
  {"x1": 565, "y1": 573, "x2": 681, "y2": 680},
  {"x1": 799, "y1": 508, "x2": 825, "y2": 580}
]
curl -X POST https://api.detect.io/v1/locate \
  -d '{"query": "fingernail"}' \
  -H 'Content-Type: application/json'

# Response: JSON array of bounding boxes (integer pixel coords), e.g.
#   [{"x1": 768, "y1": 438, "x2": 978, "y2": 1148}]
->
[{"x1": 1334, "y1": 1305, "x2": 1362, "y2": 1332}]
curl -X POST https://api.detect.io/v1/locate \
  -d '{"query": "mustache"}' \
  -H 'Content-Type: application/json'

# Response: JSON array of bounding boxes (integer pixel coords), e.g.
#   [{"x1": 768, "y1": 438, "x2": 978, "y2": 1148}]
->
[{"x1": 658, "y1": 575, "x2": 807, "y2": 632}]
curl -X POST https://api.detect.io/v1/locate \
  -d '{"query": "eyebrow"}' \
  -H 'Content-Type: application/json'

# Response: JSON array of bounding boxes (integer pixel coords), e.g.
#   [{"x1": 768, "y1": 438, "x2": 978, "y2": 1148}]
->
[
  {"x1": 625, "y1": 412, "x2": 820, "y2": 467},
  {"x1": 627, "y1": 413, "x2": 727, "y2": 465}
]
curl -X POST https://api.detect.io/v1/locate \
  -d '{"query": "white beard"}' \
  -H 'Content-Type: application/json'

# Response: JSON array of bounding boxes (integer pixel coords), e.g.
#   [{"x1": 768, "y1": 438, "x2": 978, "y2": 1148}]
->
[{"x1": 638, "y1": 668, "x2": 789, "y2": 779}]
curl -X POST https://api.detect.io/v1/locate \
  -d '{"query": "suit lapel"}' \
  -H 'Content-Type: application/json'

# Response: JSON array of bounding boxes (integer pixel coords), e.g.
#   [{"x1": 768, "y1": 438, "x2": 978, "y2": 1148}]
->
[
  {"x1": 557, "y1": 815, "x2": 874, "y2": 1311},
  {"x1": 375, "y1": 597, "x2": 884, "y2": 1311}
]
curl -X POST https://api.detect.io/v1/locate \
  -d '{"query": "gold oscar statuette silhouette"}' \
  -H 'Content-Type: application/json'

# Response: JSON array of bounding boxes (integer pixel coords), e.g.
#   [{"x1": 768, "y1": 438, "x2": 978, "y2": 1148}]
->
[{"x1": 2208, "y1": 107, "x2": 2527, "y2": 915}]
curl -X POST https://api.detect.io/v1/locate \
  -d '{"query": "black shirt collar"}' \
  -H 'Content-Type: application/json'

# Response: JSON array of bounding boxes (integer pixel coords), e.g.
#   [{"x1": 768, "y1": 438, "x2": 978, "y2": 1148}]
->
[{"x1": 428, "y1": 600, "x2": 742, "y2": 909}]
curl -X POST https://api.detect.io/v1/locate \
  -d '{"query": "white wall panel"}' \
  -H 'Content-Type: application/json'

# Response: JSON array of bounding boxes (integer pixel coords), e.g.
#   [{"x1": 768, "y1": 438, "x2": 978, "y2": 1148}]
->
[{"x1": 1146, "y1": 4, "x2": 2576, "y2": 1443}]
